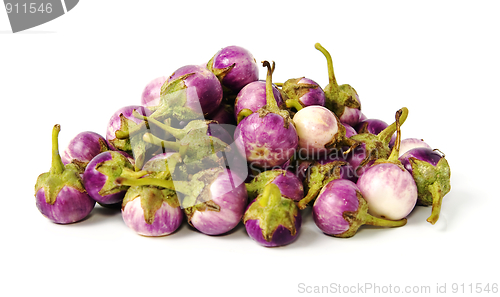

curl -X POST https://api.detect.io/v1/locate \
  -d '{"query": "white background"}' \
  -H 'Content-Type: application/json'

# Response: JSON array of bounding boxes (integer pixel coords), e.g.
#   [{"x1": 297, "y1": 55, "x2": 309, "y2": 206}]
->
[{"x1": 1, "y1": 1, "x2": 499, "y2": 296}]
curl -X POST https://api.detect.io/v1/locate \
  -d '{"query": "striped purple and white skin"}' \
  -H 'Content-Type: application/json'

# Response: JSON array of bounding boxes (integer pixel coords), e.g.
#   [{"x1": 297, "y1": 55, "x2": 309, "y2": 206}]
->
[
  {"x1": 295, "y1": 78, "x2": 326, "y2": 107},
  {"x1": 122, "y1": 198, "x2": 183, "y2": 237},
  {"x1": 292, "y1": 105, "x2": 339, "y2": 158},
  {"x1": 399, "y1": 138, "x2": 431, "y2": 157},
  {"x1": 339, "y1": 106, "x2": 362, "y2": 127},
  {"x1": 61, "y1": 131, "x2": 108, "y2": 167},
  {"x1": 270, "y1": 171, "x2": 304, "y2": 202},
  {"x1": 234, "y1": 112, "x2": 298, "y2": 169},
  {"x1": 234, "y1": 81, "x2": 283, "y2": 119},
  {"x1": 166, "y1": 65, "x2": 223, "y2": 116},
  {"x1": 189, "y1": 169, "x2": 248, "y2": 235},
  {"x1": 244, "y1": 200, "x2": 302, "y2": 247},
  {"x1": 313, "y1": 179, "x2": 360, "y2": 235},
  {"x1": 208, "y1": 45, "x2": 259, "y2": 93},
  {"x1": 36, "y1": 186, "x2": 95, "y2": 224},
  {"x1": 140, "y1": 76, "x2": 167, "y2": 107},
  {"x1": 357, "y1": 163, "x2": 418, "y2": 220},
  {"x1": 83, "y1": 151, "x2": 133, "y2": 205},
  {"x1": 105, "y1": 105, "x2": 152, "y2": 151}
]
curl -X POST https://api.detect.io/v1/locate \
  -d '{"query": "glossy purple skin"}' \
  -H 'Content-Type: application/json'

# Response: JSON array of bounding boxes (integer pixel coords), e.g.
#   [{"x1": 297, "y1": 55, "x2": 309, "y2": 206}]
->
[
  {"x1": 313, "y1": 179, "x2": 360, "y2": 235},
  {"x1": 210, "y1": 45, "x2": 259, "y2": 93},
  {"x1": 140, "y1": 76, "x2": 167, "y2": 107},
  {"x1": 245, "y1": 200, "x2": 302, "y2": 247},
  {"x1": 61, "y1": 131, "x2": 108, "y2": 166},
  {"x1": 355, "y1": 118, "x2": 396, "y2": 147},
  {"x1": 106, "y1": 105, "x2": 152, "y2": 151},
  {"x1": 340, "y1": 107, "x2": 362, "y2": 127},
  {"x1": 83, "y1": 151, "x2": 130, "y2": 205},
  {"x1": 190, "y1": 169, "x2": 248, "y2": 235},
  {"x1": 296, "y1": 78, "x2": 326, "y2": 107},
  {"x1": 344, "y1": 123, "x2": 357, "y2": 138},
  {"x1": 234, "y1": 113, "x2": 298, "y2": 169},
  {"x1": 234, "y1": 81, "x2": 283, "y2": 118},
  {"x1": 270, "y1": 171, "x2": 304, "y2": 202},
  {"x1": 167, "y1": 65, "x2": 223, "y2": 115},
  {"x1": 399, "y1": 138, "x2": 431, "y2": 157},
  {"x1": 122, "y1": 198, "x2": 183, "y2": 236},
  {"x1": 399, "y1": 147, "x2": 442, "y2": 174},
  {"x1": 36, "y1": 186, "x2": 95, "y2": 224}
]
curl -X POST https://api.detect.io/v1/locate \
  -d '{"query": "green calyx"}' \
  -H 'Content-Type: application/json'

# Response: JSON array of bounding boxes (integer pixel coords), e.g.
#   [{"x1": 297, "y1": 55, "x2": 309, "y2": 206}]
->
[
  {"x1": 245, "y1": 169, "x2": 287, "y2": 201},
  {"x1": 243, "y1": 183, "x2": 299, "y2": 242},
  {"x1": 207, "y1": 54, "x2": 236, "y2": 84},
  {"x1": 96, "y1": 152, "x2": 137, "y2": 197},
  {"x1": 297, "y1": 160, "x2": 346, "y2": 210},
  {"x1": 122, "y1": 185, "x2": 179, "y2": 224},
  {"x1": 339, "y1": 191, "x2": 407, "y2": 238},
  {"x1": 315, "y1": 43, "x2": 361, "y2": 117},
  {"x1": 410, "y1": 156, "x2": 451, "y2": 224},
  {"x1": 34, "y1": 125, "x2": 86, "y2": 205},
  {"x1": 282, "y1": 77, "x2": 320, "y2": 112},
  {"x1": 257, "y1": 61, "x2": 293, "y2": 129}
]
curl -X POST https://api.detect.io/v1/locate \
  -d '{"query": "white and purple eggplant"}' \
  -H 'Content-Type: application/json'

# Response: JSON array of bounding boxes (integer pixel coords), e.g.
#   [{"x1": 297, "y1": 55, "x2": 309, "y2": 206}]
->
[
  {"x1": 245, "y1": 169, "x2": 304, "y2": 202},
  {"x1": 35, "y1": 125, "x2": 95, "y2": 224},
  {"x1": 315, "y1": 43, "x2": 362, "y2": 127},
  {"x1": 182, "y1": 167, "x2": 248, "y2": 235},
  {"x1": 207, "y1": 45, "x2": 259, "y2": 95},
  {"x1": 292, "y1": 105, "x2": 355, "y2": 159},
  {"x1": 118, "y1": 153, "x2": 184, "y2": 236},
  {"x1": 83, "y1": 150, "x2": 144, "y2": 207},
  {"x1": 356, "y1": 109, "x2": 418, "y2": 220},
  {"x1": 281, "y1": 77, "x2": 326, "y2": 111},
  {"x1": 399, "y1": 148, "x2": 451, "y2": 224},
  {"x1": 61, "y1": 131, "x2": 109, "y2": 171},
  {"x1": 234, "y1": 61, "x2": 298, "y2": 169},
  {"x1": 234, "y1": 80, "x2": 283, "y2": 123},
  {"x1": 140, "y1": 76, "x2": 168, "y2": 107},
  {"x1": 244, "y1": 183, "x2": 301, "y2": 247},
  {"x1": 313, "y1": 179, "x2": 407, "y2": 237},
  {"x1": 399, "y1": 138, "x2": 431, "y2": 157}
]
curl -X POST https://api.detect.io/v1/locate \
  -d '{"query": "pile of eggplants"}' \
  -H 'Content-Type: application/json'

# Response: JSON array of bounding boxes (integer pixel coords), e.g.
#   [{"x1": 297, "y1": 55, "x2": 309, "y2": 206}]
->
[{"x1": 35, "y1": 43, "x2": 451, "y2": 247}]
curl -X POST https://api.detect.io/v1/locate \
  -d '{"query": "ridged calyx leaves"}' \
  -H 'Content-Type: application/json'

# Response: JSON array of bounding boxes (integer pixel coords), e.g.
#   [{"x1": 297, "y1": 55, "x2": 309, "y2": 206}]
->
[
  {"x1": 315, "y1": 43, "x2": 361, "y2": 117},
  {"x1": 282, "y1": 77, "x2": 320, "y2": 111},
  {"x1": 297, "y1": 160, "x2": 346, "y2": 210},
  {"x1": 96, "y1": 152, "x2": 140, "y2": 197},
  {"x1": 245, "y1": 169, "x2": 288, "y2": 201},
  {"x1": 122, "y1": 185, "x2": 179, "y2": 225},
  {"x1": 243, "y1": 183, "x2": 299, "y2": 242},
  {"x1": 409, "y1": 155, "x2": 451, "y2": 224},
  {"x1": 35, "y1": 124, "x2": 86, "y2": 204}
]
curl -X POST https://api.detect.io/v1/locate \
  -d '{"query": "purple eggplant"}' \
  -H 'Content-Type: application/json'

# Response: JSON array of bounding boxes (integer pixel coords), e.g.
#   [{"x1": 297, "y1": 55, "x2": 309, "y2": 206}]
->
[
  {"x1": 344, "y1": 123, "x2": 357, "y2": 139},
  {"x1": 356, "y1": 109, "x2": 418, "y2": 220},
  {"x1": 315, "y1": 43, "x2": 362, "y2": 127},
  {"x1": 207, "y1": 45, "x2": 259, "y2": 94},
  {"x1": 183, "y1": 167, "x2": 248, "y2": 235},
  {"x1": 355, "y1": 118, "x2": 396, "y2": 148},
  {"x1": 282, "y1": 77, "x2": 326, "y2": 111},
  {"x1": 234, "y1": 61, "x2": 298, "y2": 169},
  {"x1": 246, "y1": 169, "x2": 304, "y2": 202},
  {"x1": 140, "y1": 76, "x2": 168, "y2": 107},
  {"x1": 292, "y1": 105, "x2": 355, "y2": 158},
  {"x1": 83, "y1": 151, "x2": 144, "y2": 206},
  {"x1": 244, "y1": 183, "x2": 301, "y2": 247},
  {"x1": 347, "y1": 108, "x2": 409, "y2": 176},
  {"x1": 61, "y1": 131, "x2": 109, "y2": 171},
  {"x1": 399, "y1": 147, "x2": 451, "y2": 224},
  {"x1": 313, "y1": 179, "x2": 407, "y2": 237},
  {"x1": 399, "y1": 138, "x2": 431, "y2": 157},
  {"x1": 35, "y1": 125, "x2": 95, "y2": 224},
  {"x1": 234, "y1": 80, "x2": 283, "y2": 123}
]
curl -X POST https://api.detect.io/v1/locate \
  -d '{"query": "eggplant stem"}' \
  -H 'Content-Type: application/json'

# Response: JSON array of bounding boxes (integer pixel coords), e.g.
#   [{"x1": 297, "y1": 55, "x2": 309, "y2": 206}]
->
[
  {"x1": 143, "y1": 133, "x2": 181, "y2": 151},
  {"x1": 50, "y1": 124, "x2": 65, "y2": 175},
  {"x1": 259, "y1": 183, "x2": 282, "y2": 208},
  {"x1": 387, "y1": 108, "x2": 403, "y2": 162},
  {"x1": 297, "y1": 184, "x2": 322, "y2": 210},
  {"x1": 285, "y1": 99, "x2": 304, "y2": 111},
  {"x1": 262, "y1": 61, "x2": 280, "y2": 114},
  {"x1": 364, "y1": 213, "x2": 407, "y2": 227},
  {"x1": 377, "y1": 107, "x2": 408, "y2": 146},
  {"x1": 237, "y1": 108, "x2": 254, "y2": 124},
  {"x1": 427, "y1": 181, "x2": 444, "y2": 224},
  {"x1": 315, "y1": 43, "x2": 339, "y2": 90}
]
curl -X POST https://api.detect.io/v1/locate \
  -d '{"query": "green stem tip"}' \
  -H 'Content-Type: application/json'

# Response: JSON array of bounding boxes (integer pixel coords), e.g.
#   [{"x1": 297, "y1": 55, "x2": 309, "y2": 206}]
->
[{"x1": 50, "y1": 124, "x2": 65, "y2": 175}]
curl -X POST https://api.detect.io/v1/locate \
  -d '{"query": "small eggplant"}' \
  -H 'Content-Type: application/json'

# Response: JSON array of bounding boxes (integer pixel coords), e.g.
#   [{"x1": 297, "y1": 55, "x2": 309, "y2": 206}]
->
[
  {"x1": 245, "y1": 169, "x2": 304, "y2": 202},
  {"x1": 282, "y1": 77, "x2": 326, "y2": 111},
  {"x1": 61, "y1": 131, "x2": 109, "y2": 171}
]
